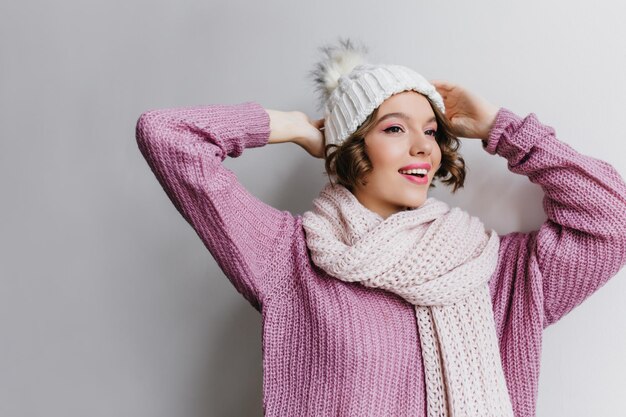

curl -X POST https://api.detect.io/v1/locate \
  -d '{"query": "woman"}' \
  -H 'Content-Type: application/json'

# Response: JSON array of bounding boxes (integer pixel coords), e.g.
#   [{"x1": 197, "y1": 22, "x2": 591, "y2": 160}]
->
[{"x1": 135, "y1": 38, "x2": 626, "y2": 416}]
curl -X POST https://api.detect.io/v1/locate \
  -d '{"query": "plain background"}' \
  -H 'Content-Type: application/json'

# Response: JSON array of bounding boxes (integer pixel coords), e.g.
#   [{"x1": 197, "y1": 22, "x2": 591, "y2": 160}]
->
[{"x1": 1, "y1": 0, "x2": 625, "y2": 416}]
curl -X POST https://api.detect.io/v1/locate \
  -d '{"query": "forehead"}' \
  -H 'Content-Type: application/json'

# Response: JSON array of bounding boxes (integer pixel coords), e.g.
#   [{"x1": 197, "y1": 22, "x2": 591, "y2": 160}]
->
[{"x1": 377, "y1": 91, "x2": 436, "y2": 123}]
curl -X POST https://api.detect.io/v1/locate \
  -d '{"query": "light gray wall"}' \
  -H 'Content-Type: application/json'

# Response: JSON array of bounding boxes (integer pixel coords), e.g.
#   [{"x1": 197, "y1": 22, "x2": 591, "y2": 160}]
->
[{"x1": 1, "y1": 0, "x2": 625, "y2": 416}]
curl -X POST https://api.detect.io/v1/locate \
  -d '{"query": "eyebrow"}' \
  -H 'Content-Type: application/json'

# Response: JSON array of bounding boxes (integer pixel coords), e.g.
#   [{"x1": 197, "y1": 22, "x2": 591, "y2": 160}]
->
[{"x1": 376, "y1": 112, "x2": 437, "y2": 126}]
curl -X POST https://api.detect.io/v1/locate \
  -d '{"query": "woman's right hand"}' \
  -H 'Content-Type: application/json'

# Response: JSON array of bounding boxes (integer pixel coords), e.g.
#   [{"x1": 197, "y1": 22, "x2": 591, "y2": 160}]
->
[
  {"x1": 265, "y1": 109, "x2": 325, "y2": 159},
  {"x1": 429, "y1": 80, "x2": 499, "y2": 141}
]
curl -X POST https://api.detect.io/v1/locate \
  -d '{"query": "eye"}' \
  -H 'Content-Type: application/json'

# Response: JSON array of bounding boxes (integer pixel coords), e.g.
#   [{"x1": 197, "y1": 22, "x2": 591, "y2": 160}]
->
[
  {"x1": 384, "y1": 125, "x2": 404, "y2": 134},
  {"x1": 425, "y1": 129, "x2": 437, "y2": 137}
]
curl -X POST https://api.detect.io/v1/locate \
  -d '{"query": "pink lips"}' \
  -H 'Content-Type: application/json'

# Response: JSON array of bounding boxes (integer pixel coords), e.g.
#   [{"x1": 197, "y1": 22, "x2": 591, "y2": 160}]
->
[
  {"x1": 400, "y1": 172, "x2": 429, "y2": 185},
  {"x1": 398, "y1": 162, "x2": 431, "y2": 185}
]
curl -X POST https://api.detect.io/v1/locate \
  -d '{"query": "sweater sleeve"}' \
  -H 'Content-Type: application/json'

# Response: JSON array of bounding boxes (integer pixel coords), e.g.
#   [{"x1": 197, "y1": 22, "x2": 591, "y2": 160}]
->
[
  {"x1": 135, "y1": 101, "x2": 296, "y2": 311},
  {"x1": 484, "y1": 108, "x2": 626, "y2": 329}
]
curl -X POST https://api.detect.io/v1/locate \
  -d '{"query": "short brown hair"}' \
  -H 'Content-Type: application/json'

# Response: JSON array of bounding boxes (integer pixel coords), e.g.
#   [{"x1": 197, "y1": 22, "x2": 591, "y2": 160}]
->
[{"x1": 324, "y1": 93, "x2": 466, "y2": 193}]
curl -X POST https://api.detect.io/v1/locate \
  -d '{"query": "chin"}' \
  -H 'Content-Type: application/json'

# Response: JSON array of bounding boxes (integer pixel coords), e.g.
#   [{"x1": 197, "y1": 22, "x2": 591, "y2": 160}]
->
[
  {"x1": 401, "y1": 189, "x2": 428, "y2": 205},
  {"x1": 395, "y1": 194, "x2": 426, "y2": 210},
  {"x1": 407, "y1": 199, "x2": 427, "y2": 209}
]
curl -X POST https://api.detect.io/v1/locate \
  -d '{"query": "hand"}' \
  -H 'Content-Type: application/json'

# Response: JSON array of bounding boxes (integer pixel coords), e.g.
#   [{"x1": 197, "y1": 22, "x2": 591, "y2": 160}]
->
[
  {"x1": 295, "y1": 115, "x2": 325, "y2": 159},
  {"x1": 266, "y1": 109, "x2": 326, "y2": 159},
  {"x1": 429, "y1": 80, "x2": 500, "y2": 141}
]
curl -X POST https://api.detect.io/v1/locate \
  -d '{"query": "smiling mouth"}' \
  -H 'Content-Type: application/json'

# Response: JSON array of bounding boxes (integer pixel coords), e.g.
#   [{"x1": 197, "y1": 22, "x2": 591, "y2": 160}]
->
[{"x1": 398, "y1": 168, "x2": 428, "y2": 178}]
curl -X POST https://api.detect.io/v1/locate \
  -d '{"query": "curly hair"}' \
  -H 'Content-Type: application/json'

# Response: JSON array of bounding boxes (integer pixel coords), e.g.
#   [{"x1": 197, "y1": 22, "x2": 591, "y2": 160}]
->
[{"x1": 324, "y1": 93, "x2": 466, "y2": 193}]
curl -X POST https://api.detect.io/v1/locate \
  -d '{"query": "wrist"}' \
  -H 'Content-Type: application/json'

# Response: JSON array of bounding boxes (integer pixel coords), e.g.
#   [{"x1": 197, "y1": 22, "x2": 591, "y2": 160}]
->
[
  {"x1": 267, "y1": 109, "x2": 288, "y2": 144},
  {"x1": 480, "y1": 107, "x2": 500, "y2": 141}
]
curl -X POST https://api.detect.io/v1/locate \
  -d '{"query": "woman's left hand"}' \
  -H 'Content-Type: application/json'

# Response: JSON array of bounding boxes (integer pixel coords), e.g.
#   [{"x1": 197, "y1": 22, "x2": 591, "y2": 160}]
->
[{"x1": 429, "y1": 79, "x2": 500, "y2": 141}]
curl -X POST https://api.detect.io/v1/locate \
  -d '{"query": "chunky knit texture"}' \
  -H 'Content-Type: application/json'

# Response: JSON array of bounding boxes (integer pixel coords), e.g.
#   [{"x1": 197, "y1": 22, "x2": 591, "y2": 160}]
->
[
  {"x1": 135, "y1": 101, "x2": 626, "y2": 416},
  {"x1": 302, "y1": 184, "x2": 512, "y2": 416}
]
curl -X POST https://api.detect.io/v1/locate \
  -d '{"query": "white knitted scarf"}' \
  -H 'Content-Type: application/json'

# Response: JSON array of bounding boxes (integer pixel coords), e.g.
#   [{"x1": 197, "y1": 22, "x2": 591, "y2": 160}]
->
[{"x1": 302, "y1": 182, "x2": 515, "y2": 417}]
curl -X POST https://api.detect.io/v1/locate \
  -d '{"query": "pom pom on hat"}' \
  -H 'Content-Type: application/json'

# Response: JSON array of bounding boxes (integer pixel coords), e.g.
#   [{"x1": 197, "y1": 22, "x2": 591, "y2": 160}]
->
[{"x1": 308, "y1": 37, "x2": 369, "y2": 112}]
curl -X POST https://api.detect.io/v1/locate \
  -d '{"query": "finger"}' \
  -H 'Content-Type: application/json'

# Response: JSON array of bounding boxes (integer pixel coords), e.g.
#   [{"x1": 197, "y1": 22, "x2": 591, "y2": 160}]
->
[
  {"x1": 430, "y1": 79, "x2": 454, "y2": 91},
  {"x1": 430, "y1": 79, "x2": 451, "y2": 86}
]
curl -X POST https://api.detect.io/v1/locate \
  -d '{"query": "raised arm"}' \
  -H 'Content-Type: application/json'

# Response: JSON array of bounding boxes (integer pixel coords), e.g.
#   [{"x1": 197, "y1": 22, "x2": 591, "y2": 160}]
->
[
  {"x1": 483, "y1": 108, "x2": 626, "y2": 329},
  {"x1": 135, "y1": 101, "x2": 299, "y2": 310}
]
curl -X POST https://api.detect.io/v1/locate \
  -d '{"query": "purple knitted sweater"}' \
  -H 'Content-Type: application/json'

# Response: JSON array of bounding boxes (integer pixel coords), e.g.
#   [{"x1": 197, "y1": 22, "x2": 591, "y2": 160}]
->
[{"x1": 135, "y1": 101, "x2": 626, "y2": 416}]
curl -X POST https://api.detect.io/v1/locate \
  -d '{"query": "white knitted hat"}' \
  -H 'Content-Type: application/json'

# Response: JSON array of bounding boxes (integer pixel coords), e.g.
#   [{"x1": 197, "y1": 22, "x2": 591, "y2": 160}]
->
[{"x1": 309, "y1": 37, "x2": 445, "y2": 147}]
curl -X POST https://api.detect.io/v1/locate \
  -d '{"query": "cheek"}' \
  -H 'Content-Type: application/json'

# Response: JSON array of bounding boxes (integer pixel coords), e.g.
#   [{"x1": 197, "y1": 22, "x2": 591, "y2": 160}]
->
[{"x1": 366, "y1": 140, "x2": 404, "y2": 169}]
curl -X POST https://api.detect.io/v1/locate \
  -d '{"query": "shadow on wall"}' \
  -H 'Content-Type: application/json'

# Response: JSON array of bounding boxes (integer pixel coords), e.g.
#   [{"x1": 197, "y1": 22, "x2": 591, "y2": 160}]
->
[
  {"x1": 275, "y1": 152, "x2": 329, "y2": 216},
  {"x1": 190, "y1": 297, "x2": 263, "y2": 417},
  {"x1": 463, "y1": 150, "x2": 546, "y2": 235}
]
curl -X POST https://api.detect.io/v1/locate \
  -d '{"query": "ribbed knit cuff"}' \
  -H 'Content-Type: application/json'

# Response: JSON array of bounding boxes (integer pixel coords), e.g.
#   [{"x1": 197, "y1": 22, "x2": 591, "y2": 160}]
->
[
  {"x1": 239, "y1": 101, "x2": 271, "y2": 148},
  {"x1": 482, "y1": 107, "x2": 522, "y2": 155},
  {"x1": 481, "y1": 107, "x2": 552, "y2": 167}
]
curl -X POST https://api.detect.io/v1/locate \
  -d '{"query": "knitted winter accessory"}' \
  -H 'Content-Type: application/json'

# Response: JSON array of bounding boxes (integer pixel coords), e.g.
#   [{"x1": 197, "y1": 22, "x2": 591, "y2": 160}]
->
[
  {"x1": 302, "y1": 182, "x2": 515, "y2": 417},
  {"x1": 308, "y1": 37, "x2": 445, "y2": 147}
]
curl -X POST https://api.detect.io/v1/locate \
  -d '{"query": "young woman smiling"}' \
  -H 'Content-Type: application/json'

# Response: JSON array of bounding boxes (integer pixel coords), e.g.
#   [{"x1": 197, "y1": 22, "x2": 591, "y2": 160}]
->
[{"x1": 135, "y1": 38, "x2": 626, "y2": 416}]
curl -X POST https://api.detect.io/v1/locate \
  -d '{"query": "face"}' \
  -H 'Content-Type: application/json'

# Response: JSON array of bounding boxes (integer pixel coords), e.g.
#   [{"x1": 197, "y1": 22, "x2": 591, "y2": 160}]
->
[{"x1": 352, "y1": 90, "x2": 442, "y2": 219}]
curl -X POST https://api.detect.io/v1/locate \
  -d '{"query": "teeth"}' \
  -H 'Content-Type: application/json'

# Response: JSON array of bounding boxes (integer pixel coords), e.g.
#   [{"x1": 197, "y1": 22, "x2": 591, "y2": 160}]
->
[{"x1": 399, "y1": 168, "x2": 428, "y2": 175}]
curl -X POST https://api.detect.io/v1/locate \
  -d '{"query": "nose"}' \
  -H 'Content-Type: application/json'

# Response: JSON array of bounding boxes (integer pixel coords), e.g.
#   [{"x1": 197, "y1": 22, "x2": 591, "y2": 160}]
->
[{"x1": 409, "y1": 132, "x2": 434, "y2": 156}]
